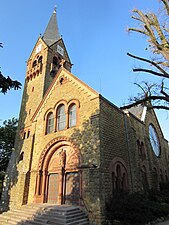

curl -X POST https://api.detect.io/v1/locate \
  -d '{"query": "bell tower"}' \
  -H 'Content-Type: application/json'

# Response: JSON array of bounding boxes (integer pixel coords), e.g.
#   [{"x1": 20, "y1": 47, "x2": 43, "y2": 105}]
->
[
  {"x1": 2, "y1": 8, "x2": 73, "y2": 208},
  {"x1": 19, "y1": 7, "x2": 72, "y2": 128}
]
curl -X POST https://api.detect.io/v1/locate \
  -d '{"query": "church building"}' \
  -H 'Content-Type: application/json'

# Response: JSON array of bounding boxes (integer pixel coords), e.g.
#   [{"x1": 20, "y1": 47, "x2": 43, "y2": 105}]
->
[{"x1": 1, "y1": 8, "x2": 169, "y2": 225}]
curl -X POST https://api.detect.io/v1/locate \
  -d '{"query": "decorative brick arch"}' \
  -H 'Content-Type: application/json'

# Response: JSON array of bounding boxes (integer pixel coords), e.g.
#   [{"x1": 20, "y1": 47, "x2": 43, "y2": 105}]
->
[
  {"x1": 54, "y1": 100, "x2": 68, "y2": 112},
  {"x1": 34, "y1": 137, "x2": 81, "y2": 204},
  {"x1": 67, "y1": 99, "x2": 80, "y2": 108},
  {"x1": 109, "y1": 157, "x2": 129, "y2": 194},
  {"x1": 38, "y1": 136, "x2": 80, "y2": 170}
]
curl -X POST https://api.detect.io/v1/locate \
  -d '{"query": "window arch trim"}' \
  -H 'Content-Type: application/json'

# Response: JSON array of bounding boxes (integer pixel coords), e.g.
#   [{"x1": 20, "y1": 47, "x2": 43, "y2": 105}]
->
[
  {"x1": 109, "y1": 157, "x2": 129, "y2": 193},
  {"x1": 67, "y1": 99, "x2": 80, "y2": 108},
  {"x1": 44, "y1": 108, "x2": 55, "y2": 121},
  {"x1": 54, "y1": 100, "x2": 68, "y2": 112},
  {"x1": 44, "y1": 99, "x2": 80, "y2": 134}
]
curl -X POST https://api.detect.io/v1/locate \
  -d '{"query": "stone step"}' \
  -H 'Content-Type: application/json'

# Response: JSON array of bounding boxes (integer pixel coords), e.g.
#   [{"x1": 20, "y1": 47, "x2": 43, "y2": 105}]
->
[
  {"x1": 34, "y1": 214, "x2": 87, "y2": 224},
  {"x1": 0, "y1": 213, "x2": 24, "y2": 222},
  {"x1": 0, "y1": 209, "x2": 37, "y2": 224},
  {"x1": 66, "y1": 218, "x2": 90, "y2": 225},
  {"x1": 40, "y1": 210, "x2": 85, "y2": 220},
  {"x1": 0, "y1": 204, "x2": 90, "y2": 225},
  {"x1": 2, "y1": 210, "x2": 34, "y2": 219},
  {"x1": 48, "y1": 206, "x2": 80, "y2": 213}
]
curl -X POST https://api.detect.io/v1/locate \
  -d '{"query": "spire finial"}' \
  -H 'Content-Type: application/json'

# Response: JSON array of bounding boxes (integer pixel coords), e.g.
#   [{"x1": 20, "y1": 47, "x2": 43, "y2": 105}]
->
[
  {"x1": 43, "y1": 5, "x2": 60, "y2": 46},
  {"x1": 54, "y1": 5, "x2": 57, "y2": 13}
]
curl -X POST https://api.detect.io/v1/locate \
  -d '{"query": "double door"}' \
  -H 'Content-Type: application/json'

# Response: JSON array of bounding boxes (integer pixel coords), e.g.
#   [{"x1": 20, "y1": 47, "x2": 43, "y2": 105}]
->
[{"x1": 47, "y1": 171, "x2": 80, "y2": 205}]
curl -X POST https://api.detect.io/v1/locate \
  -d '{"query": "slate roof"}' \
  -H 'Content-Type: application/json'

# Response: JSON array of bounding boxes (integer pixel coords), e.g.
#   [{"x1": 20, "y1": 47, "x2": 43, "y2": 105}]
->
[{"x1": 42, "y1": 7, "x2": 61, "y2": 46}]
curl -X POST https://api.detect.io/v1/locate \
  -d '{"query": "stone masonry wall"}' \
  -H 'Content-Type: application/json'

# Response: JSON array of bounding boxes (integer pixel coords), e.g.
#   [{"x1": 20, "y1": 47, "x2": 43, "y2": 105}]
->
[
  {"x1": 99, "y1": 98, "x2": 132, "y2": 210},
  {"x1": 27, "y1": 70, "x2": 102, "y2": 224}
]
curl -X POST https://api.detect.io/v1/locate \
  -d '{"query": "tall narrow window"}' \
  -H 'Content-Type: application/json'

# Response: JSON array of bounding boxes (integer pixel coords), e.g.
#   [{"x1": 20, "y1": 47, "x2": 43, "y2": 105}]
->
[
  {"x1": 110, "y1": 160, "x2": 128, "y2": 194},
  {"x1": 38, "y1": 56, "x2": 42, "y2": 64},
  {"x1": 32, "y1": 60, "x2": 37, "y2": 67},
  {"x1": 53, "y1": 56, "x2": 59, "y2": 66},
  {"x1": 38, "y1": 56, "x2": 43, "y2": 73},
  {"x1": 46, "y1": 112, "x2": 54, "y2": 134},
  {"x1": 69, "y1": 104, "x2": 76, "y2": 127},
  {"x1": 23, "y1": 132, "x2": 26, "y2": 140},
  {"x1": 27, "y1": 130, "x2": 30, "y2": 138},
  {"x1": 57, "y1": 105, "x2": 66, "y2": 131}
]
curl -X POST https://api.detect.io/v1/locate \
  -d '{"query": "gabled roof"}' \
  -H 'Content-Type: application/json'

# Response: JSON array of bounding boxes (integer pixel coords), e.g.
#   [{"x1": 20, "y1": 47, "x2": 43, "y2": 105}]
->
[
  {"x1": 42, "y1": 7, "x2": 61, "y2": 46},
  {"x1": 28, "y1": 37, "x2": 48, "y2": 61},
  {"x1": 31, "y1": 67, "x2": 99, "y2": 122}
]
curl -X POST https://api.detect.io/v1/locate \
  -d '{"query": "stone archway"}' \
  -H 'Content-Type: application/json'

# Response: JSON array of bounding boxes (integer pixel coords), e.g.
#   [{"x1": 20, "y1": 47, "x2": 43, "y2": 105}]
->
[{"x1": 34, "y1": 137, "x2": 81, "y2": 205}]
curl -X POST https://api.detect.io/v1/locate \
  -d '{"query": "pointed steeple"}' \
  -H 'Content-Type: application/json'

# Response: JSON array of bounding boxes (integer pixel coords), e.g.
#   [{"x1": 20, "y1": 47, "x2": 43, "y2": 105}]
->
[{"x1": 43, "y1": 7, "x2": 61, "y2": 46}]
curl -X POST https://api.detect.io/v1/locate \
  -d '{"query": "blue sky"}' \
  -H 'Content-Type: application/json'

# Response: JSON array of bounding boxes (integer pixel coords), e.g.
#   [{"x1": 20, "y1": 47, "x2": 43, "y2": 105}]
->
[{"x1": 0, "y1": 0, "x2": 168, "y2": 141}]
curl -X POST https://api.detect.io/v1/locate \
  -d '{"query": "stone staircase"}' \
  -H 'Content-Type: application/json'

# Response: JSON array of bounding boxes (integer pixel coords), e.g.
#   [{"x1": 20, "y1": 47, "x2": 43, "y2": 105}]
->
[{"x1": 0, "y1": 204, "x2": 90, "y2": 225}]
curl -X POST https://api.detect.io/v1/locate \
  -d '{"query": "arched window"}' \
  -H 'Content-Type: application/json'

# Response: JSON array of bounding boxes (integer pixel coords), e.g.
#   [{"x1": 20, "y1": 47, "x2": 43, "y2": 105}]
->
[
  {"x1": 53, "y1": 56, "x2": 59, "y2": 66},
  {"x1": 46, "y1": 112, "x2": 54, "y2": 134},
  {"x1": 38, "y1": 56, "x2": 42, "y2": 63},
  {"x1": 38, "y1": 56, "x2": 43, "y2": 73},
  {"x1": 69, "y1": 104, "x2": 76, "y2": 127},
  {"x1": 137, "y1": 140, "x2": 146, "y2": 160},
  {"x1": 32, "y1": 60, "x2": 37, "y2": 67},
  {"x1": 116, "y1": 164, "x2": 122, "y2": 191},
  {"x1": 57, "y1": 104, "x2": 66, "y2": 131},
  {"x1": 23, "y1": 132, "x2": 26, "y2": 140},
  {"x1": 110, "y1": 160, "x2": 128, "y2": 194}
]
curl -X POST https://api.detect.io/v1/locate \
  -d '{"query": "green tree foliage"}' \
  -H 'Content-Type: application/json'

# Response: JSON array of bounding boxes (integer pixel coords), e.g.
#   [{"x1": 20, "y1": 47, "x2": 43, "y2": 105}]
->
[
  {"x1": 0, "y1": 43, "x2": 21, "y2": 94},
  {"x1": 122, "y1": 0, "x2": 169, "y2": 110},
  {"x1": 0, "y1": 118, "x2": 18, "y2": 172},
  {"x1": 0, "y1": 72, "x2": 22, "y2": 94}
]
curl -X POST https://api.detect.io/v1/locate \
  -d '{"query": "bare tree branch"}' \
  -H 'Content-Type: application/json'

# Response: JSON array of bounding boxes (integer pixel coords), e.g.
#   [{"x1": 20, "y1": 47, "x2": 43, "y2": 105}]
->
[
  {"x1": 127, "y1": 53, "x2": 169, "y2": 78},
  {"x1": 152, "y1": 105, "x2": 169, "y2": 110},
  {"x1": 161, "y1": 0, "x2": 169, "y2": 15},
  {"x1": 124, "y1": 1, "x2": 169, "y2": 111},
  {"x1": 133, "y1": 68, "x2": 167, "y2": 77},
  {"x1": 121, "y1": 95, "x2": 169, "y2": 109}
]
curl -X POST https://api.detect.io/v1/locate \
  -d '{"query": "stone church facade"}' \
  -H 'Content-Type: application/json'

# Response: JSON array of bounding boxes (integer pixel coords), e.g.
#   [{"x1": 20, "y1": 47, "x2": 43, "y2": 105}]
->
[{"x1": 1, "y1": 8, "x2": 169, "y2": 225}]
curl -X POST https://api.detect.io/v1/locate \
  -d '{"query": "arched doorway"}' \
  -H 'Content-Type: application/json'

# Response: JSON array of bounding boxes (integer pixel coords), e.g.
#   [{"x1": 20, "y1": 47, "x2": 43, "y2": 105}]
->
[{"x1": 34, "y1": 137, "x2": 81, "y2": 205}]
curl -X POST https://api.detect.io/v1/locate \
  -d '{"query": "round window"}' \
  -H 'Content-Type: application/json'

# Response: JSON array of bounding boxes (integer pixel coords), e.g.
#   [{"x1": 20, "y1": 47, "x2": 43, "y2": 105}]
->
[{"x1": 149, "y1": 124, "x2": 160, "y2": 157}]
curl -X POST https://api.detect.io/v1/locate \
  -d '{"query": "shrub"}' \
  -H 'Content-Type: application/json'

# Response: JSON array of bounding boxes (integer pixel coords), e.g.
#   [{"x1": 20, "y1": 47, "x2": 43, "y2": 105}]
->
[
  {"x1": 148, "y1": 183, "x2": 169, "y2": 204},
  {"x1": 105, "y1": 191, "x2": 169, "y2": 225}
]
